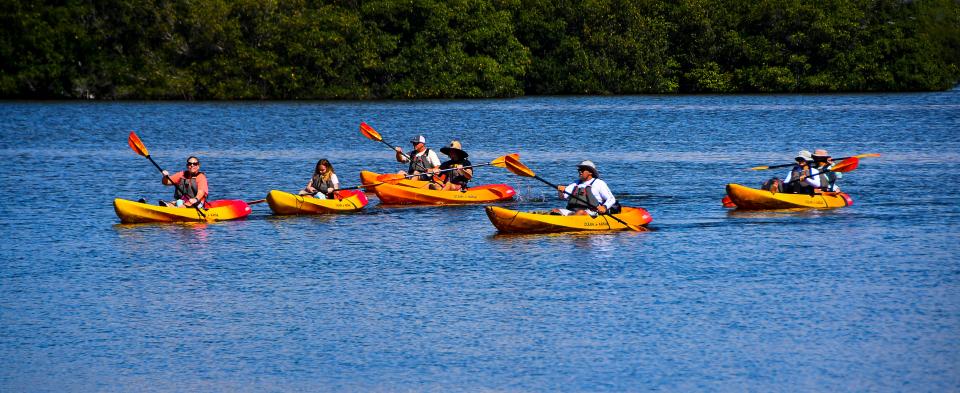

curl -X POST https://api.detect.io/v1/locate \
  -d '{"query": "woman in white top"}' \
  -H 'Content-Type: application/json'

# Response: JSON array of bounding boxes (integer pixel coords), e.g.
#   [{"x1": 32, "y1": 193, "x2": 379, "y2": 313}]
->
[{"x1": 301, "y1": 158, "x2": 340, "y2": 199}]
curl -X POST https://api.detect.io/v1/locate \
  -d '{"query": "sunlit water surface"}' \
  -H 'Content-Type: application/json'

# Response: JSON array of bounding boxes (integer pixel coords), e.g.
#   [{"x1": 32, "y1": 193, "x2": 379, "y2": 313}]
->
[{"x1": 1, "y1": 91, "x2": 959, "y2": 391}]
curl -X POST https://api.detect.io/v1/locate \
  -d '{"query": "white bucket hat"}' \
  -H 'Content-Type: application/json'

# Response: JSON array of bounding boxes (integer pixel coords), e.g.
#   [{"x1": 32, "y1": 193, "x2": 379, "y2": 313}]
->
[{"x1": 576, "y1": 160, "x2": 599, "y2": 177}]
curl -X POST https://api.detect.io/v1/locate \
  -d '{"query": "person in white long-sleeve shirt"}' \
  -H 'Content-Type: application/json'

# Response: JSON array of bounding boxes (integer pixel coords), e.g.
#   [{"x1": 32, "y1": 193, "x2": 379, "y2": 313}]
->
[
  {"x1": 783, "y1": 150, "x2": 820, "y2": 193},
  {"x1": 551, "y1": 160, "x2": 617, "y2": 216}
]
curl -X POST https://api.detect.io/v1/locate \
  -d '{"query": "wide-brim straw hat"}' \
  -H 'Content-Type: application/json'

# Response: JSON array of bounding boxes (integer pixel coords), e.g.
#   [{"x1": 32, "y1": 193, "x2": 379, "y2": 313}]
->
[
  {"x1": 812, "y1": 149, "x2": 831, "y2": 160},
  {"x1": 440, "y1": 140, "x2": 468, "y2": 158}
]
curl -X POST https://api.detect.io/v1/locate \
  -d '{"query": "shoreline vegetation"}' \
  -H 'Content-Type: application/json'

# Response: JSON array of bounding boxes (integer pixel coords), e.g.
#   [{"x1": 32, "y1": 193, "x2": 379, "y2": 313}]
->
[{"x1": 2, "y1": 0, "x2": 959, "y2": 100}]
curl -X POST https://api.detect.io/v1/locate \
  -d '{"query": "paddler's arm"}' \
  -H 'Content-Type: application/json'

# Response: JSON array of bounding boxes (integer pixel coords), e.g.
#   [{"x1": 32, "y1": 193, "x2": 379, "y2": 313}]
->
[
  {"x1": 394, "y1": 147, "x2": 409, "y2": 163},
  {"x1": 161, "y1": 170, "x2": 181, "y2": 186}
]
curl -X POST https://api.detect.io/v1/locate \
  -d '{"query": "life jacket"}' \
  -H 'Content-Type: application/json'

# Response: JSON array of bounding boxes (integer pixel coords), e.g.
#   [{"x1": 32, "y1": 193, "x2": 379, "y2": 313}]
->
[
  {"x1": 788, "y1": 165, "x2": 813, "y2": 194},
  {"x1": 566, "y1": 179, "x2": 602, "y2": 211},
  {"x1": 407, "y1": 148, "x2": 434, "y2": 179},
  {"x1": 174, "y1": 171, "x2": 205, "y2": 201},
  {"x1": 439, "y1": 158, "x2": 471, "y2": 186},
  {"x1": 310, "y1": 173, "x2": 337, "y2": 197}
]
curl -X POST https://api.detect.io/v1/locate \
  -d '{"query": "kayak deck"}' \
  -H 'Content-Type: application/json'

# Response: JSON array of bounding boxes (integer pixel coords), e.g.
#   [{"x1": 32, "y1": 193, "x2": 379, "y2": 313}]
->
[
  {"x1": 266, "y1": 189, "x2": 369, "y2": 215},
  {"x1": 113, "y1": 198, "x2": 251, "y2": 223},
  {"x1": 485, "y1": 205, "x2": 652, "y2": 233},
  {"x1": 361, "y1": 170, "x2": 515, "y2": 205}
]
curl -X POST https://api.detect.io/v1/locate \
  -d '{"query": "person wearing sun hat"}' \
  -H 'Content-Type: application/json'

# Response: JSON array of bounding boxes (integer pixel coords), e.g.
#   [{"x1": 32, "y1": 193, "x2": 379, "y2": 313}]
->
[
  {"x1": 434, "y1": 140, "x2": 473, "y2": 191},
  {"x1": 394, "y1": 134, "x2": 440, "y2": 181},
  {"x1": 783, "y1": 149, "x2": 821, "y2": 193},
  {"x1": 551, "y1": 160, "x2": 618, "y2": 216},
  {"x1": 812, "y1": 149, "x2": 841, "y2": 192}
]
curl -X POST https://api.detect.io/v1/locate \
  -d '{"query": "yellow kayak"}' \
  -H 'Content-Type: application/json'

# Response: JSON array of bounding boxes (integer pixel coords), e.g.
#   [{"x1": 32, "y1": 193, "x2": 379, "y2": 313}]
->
[
  {"x1": 485, "y1": 206, "x2": 653, "y2": 233},
  {"x1": 113, "y1": 198, "x2": 251, "y2": 223},
  {"x1": 725, "y1": 183, "x2": 853, "y2": 210},
  {"x1": 266, "y1": 189, "x2": 369, "y2": 215}
]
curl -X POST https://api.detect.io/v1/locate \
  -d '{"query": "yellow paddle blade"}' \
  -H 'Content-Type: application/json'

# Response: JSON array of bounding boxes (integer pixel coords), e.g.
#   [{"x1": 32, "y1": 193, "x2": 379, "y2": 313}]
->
[
  {"x1": 491, "y1": 153, "x2": 519, "y2": 168},
  {"x1": 748, "y1": 165, "x2": 770, "y2": 171},
  {"x1": 128, "y1": 131, "x2": 149, "y2": 157},
  {"x1": 359, "y1": 121, "x2": 383, "y2": 142},
  {"x1": 854, "y1": 153, "x2": 881, "y2": 159},
  {"x1": 504, "y1": 155, "x2": 535, "y2": 178}
]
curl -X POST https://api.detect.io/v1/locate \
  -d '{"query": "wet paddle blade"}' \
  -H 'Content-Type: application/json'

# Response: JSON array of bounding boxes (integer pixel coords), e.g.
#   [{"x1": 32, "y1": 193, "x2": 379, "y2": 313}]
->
[
  {"x1": 853, "y1": 153, "x2": 881, "y2": 159},
  {"x1": 491, "y1": 153, "x2": 519, "y2": 168},
  {"x1": 128, "y1": 131, "x2": 149, "y2": 157},
  {"x1": 722, "y1": 195, "x2": 736, "y2": 208},
  {"x1": 359, "y1": 121, "x2": 383, "y2": 142},
  {"x1": 830, "y1": 157, "x2": 859, "y2": 173},
  {"x1": 504, "y1": 155, "x2": 535, "y2": 178}
]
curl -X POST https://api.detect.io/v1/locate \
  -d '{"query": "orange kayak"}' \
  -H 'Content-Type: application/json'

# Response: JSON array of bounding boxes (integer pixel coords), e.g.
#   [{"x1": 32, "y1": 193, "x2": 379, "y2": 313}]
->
[
  {"x1": 373, "y1": 182, "x2": 515, "y2": 205},
  {"x1": 485, "y1": 206, "x2": 653, "y2": 233},
  {"x1": 361, "y1": 170, "x2": 515, "y2": 205},
  {"x1": 266, "y1": 189, "x2": 369, "y2": 215},
  {"x1": 725, "y1": 183, "x2": 853, "y2": 210},
  {"x1": 113, "y1": 198, "x2": 251, "y2": 223},
  {"x1": 360, "y1": 170, "x2": 429, "y2": 192}
]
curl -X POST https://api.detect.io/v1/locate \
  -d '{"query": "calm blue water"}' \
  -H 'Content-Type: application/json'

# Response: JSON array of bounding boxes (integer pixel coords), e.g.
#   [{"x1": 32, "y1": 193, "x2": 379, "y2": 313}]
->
[{"x1": 1, "y1": 91, "x2": 959, "y2": 391}]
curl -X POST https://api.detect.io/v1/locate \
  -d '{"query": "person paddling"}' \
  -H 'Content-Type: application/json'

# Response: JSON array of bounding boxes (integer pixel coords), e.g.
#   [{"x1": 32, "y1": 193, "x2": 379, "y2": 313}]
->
[
  {"x1": 783, "y1": 150, "x2": 821, "y2": 194},
  {"x1": 551, "y1": 160, "x2": 618, "y2": 216},
  {"x1": 811, "y1": 149, "x2": 841, "y2": 192},
  {"x1": 301, "y1": 158, "x2": 340, "y2": 199},
  {"x1": 160, "y1": 156, "x2": 207, "y2": 208},
  {"x1": 394, "y1": 134, "x2": 440, "y2": 182},
  {"x1": 434, "y1": 140, "x2": 473, "y2": 191}
]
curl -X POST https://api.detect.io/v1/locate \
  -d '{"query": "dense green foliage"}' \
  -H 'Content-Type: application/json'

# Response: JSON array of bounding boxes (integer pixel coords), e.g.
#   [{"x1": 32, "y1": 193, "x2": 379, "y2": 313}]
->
[{"x1": 1, "y1": 0, "x2": 957, "y2": 99}]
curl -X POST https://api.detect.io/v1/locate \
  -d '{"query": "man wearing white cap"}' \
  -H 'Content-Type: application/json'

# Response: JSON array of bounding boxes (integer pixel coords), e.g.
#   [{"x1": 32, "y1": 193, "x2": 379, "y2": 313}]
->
[
  {"x1": 551, "y1": 160, "x2": 618, "y2": 216},
  {"x1": 394, "y1": 134, "x2": 440, "y2": 181}
]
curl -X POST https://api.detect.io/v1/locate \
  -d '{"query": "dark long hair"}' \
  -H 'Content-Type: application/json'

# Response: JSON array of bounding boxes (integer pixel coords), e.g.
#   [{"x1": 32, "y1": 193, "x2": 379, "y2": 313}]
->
[{"x1": 315, "y1": 159, "x2": 335, "y2": 182}]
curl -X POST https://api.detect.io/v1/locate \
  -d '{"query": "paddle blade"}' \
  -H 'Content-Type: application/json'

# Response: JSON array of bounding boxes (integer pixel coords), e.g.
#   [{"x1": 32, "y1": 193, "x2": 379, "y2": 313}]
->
[
  {"x1": 491, "y1": 153, "x2": 519, "y2": 168},
  {"x1": 359, "y1": 121, "x2": 383, "y2": 142},
  {"x1": 503, "y1": 155, "x2": 535, "y2": 178},
  {"x1": 830, "y1": 157, "x2": 859, "y2": 173},
  {"x1": 128, "y1": 131, "x2": 149, "y2": 157},
  {"x1": 722, "y1": 195, "x2": 736, "y2": 208},
  {"x1": 854, "y1": 153, "x2": 881, "y2": 159},
  {"x1": 748, "y1": 165, "x2": 770, "y2": 171}
]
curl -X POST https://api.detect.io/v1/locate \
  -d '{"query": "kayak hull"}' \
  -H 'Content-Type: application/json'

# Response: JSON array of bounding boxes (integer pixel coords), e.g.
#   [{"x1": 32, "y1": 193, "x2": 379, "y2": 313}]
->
[
  {"x1": 374, "y1": 182, "x2": 515, "y2": 205},
  {"x1": 485, "y1": 206, "x2": 653, "y2": 234},
  {"x1": 725, "y1": 183, "x2": 853, "y2": 210},
  {"x1": 362, "y1": 171, "x2": 515, "y2": 205},
  {"x1": 113, "y1": 198, "x2": 251, "y2": 223},
  {"x1": 266, "y1": 189, "x2": 369, "y2": 215}
]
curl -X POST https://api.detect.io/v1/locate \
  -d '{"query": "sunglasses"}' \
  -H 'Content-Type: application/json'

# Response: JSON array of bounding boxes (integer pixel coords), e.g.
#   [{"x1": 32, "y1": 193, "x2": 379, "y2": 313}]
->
[{"x1": 187, "y1": 162, "x2": 200, "y2": 166}]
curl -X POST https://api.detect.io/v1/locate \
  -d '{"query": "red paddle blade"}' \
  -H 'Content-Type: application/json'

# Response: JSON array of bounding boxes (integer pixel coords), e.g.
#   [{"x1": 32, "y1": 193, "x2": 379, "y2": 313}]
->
[
  {"x1": 830, "y1": 157, "x2": 859, "y2": 173},
  {"x1": 359, "y1": 122, "x2": 383, "y2": 142},
  {"x1": 128, "y1": 131, "x2": 149, "y2": 157},
  {"x1": 722, "y1": 195, "x2": 736, "y2": 208}
]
